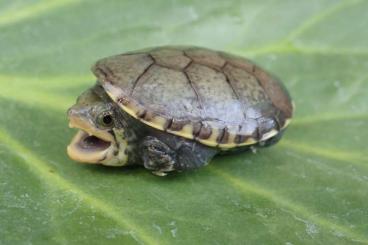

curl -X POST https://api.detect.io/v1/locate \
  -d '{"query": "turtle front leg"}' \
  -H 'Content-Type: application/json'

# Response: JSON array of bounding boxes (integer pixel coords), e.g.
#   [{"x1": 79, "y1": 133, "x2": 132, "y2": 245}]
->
[
  {"x1": 140, "y1": 136, "x2": 218, "y2": 176},
  {"x1": 140, "y1": 136, "x2": 177, "y2": 176}
]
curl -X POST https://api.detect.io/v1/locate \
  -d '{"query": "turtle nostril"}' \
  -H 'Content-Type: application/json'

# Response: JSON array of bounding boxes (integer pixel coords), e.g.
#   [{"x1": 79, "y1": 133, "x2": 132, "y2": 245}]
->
[{"x1": 67, "y1": 107, "x2": 77, "y2": 117}]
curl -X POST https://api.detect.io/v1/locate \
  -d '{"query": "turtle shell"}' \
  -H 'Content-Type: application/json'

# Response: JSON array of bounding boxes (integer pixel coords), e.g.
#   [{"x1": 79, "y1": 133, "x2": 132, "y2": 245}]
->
[{"x1": 92, "y1": 46, "x2": 293, "y2": 149}]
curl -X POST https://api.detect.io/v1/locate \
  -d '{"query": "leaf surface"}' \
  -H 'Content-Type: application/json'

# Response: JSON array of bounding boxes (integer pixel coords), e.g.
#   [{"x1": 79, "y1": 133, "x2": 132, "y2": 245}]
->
[{"x1": 1, "y1": 1, "x2": 367, "y2": 244}]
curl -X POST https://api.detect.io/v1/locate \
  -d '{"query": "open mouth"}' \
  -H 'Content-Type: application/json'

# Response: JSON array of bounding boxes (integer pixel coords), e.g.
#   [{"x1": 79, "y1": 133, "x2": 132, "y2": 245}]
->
[
  {"x1": 67, "y1": 118, "x2": 115, "y2": 164},
  {"x1": 78, "y1": 131, "x2": 111, "y2": 152}
]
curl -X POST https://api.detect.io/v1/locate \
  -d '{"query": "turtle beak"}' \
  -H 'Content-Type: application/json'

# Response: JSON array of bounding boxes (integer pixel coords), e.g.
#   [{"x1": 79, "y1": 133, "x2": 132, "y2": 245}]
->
[{"x1": 67, "y1": 107, "x2": 114, "y2": 164}]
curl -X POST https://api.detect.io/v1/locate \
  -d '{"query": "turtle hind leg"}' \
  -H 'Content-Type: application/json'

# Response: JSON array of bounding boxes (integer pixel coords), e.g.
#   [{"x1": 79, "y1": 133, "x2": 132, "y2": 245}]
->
[
  {"x1": 140, "y1": 136, "x2": 218, "y2": 176},
  {"x1": 175, "y1": 139, "x2": 218, "y2": 171}
]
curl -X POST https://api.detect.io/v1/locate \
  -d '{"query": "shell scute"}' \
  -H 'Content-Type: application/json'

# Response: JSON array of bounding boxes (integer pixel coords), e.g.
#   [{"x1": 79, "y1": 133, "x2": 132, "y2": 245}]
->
[
  {"x1": 150, "y1": 48, "x2": 191, "y2": 70},
  {"x1": 185, "y1": 48, "x2": 226, "y2": 69},
  {"x1": 93, "y1": 53, "x2": 153, "y2": 94}
]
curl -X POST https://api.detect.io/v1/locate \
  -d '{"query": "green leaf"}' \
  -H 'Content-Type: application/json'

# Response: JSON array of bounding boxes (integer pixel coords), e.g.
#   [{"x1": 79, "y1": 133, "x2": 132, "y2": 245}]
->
[{"x1": 1, "y1": 0, "x2": 367, "y2": 244}]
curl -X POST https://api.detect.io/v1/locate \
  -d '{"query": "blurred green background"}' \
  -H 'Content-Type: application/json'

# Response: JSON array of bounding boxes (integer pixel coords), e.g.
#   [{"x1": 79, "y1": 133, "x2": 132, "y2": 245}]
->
[{"x1": 0, "y1": 0, "x2": 367, "y2": 244}]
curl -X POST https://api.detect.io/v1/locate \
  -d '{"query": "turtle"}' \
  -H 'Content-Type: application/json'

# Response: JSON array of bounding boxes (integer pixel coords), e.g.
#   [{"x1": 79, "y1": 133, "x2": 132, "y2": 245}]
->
[{"x1": 67, "y1": 46, "x2": 293, "y2": 176}]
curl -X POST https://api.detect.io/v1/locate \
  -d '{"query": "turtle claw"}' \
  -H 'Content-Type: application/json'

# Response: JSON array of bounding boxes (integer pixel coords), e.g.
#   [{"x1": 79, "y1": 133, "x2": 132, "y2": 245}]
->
[{"x1": 152, "y1": 171, "x2": 168, "y2": 177}]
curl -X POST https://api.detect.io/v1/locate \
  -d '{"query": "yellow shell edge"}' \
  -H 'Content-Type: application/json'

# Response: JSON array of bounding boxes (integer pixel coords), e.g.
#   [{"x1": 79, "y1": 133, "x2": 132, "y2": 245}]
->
[{"x1": 104, "y1": 84, "x2": 291, "y2": 149}]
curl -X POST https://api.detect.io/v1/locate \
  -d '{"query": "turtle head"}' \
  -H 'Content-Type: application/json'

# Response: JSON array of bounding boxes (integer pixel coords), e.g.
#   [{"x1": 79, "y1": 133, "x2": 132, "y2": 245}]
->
[{"x1": 67, "y1": 86, "x2": 129, "y2": 166}]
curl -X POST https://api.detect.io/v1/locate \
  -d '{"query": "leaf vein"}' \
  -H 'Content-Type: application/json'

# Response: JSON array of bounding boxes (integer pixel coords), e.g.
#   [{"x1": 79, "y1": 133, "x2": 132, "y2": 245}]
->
[
  {"x1": 0, "y1": 128, "x2": 160, "y2": 245},
  {"x1": 210, "y1": 167, "x2": 368, "y2": 243}
]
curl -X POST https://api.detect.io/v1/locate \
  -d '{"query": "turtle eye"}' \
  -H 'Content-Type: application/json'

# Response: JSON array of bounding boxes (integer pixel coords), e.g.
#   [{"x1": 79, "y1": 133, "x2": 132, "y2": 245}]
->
[{"x1": 98, "y1": 112, "x2": 114, "y2": 128}]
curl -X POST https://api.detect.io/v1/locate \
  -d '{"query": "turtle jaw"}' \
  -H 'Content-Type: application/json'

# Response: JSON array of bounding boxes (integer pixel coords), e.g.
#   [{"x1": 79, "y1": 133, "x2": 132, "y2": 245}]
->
[
  {"x1": 67, "y1": 129, "x2": 113, "y2": 164},
  {"x1": 67, "y1": 116, "x2": 117, "y2": 165}
]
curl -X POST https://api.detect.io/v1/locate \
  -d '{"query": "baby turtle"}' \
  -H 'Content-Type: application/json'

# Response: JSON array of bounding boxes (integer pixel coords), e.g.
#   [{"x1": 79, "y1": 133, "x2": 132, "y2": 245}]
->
[{"x1": 67, "y1": 46, "x2": 293, "y2": 176}]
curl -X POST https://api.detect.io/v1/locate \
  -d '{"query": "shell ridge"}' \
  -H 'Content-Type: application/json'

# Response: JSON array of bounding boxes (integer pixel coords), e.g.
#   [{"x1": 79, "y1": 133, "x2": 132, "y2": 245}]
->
[
  {"x1": 183, "y1": 68, "x2": 204, "y2": 110},
  {"x1": 181, "y1": 55, "x2": 207, "y2": 117},
  {"x1": 222, "y1": 62, "x2": 248, "y2": 129},
  {"x1": 129, "y1": 56, "x2": 155, "y2": 95}
]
